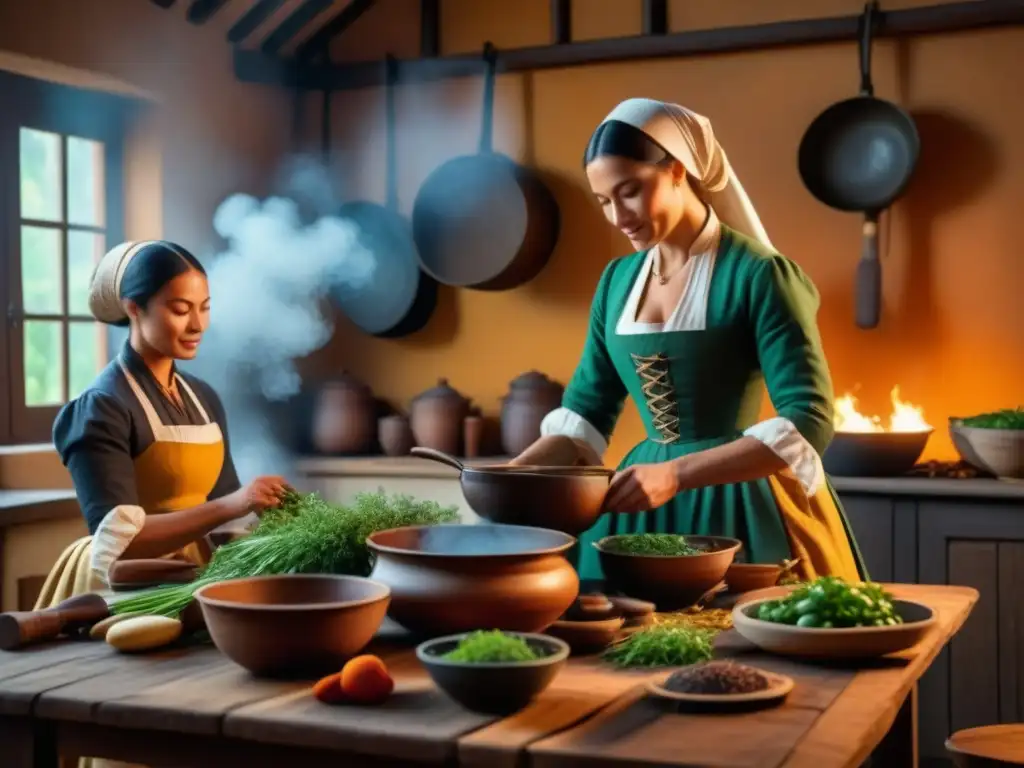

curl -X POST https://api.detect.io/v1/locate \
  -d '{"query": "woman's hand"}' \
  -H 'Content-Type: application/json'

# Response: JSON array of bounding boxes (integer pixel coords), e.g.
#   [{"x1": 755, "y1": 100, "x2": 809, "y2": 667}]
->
[
  {"x1": 509, "y1": 435, "x2": 598, "y2": 467},
  {"x1": 602, "y1": 462, "x2": 682, "y2": 514},
  {"x1": 226, "y1": 475, "x2": 291, "y2": 518}
]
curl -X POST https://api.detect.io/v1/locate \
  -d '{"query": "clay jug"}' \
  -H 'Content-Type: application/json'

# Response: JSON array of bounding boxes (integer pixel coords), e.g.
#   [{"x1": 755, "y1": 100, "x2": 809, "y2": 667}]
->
[
  {"x1": 311, "y1": 371, "x2": 376, "y2": 455},
  {"x1": 500, "y1": 371, "x2": 565, "y2": 457},
  {"x1": 409, "y1": 378, "x2": 470, "y2": 456},
  {"x1": 379, "y1": 414, "x2": 414, "y2": 457}
]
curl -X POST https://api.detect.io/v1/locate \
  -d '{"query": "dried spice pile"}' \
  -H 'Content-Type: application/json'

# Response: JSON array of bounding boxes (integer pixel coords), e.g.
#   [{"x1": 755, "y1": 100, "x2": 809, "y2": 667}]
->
[{"x1": 663, "y1": 661, "x2": 770, "y2": 695}]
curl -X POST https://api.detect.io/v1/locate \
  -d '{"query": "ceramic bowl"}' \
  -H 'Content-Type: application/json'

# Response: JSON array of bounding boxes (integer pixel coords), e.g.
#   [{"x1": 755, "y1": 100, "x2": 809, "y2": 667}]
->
[
  {"x1": 595, "y1": 535, "x2": 742, "y2": 610},
  {"x1": 416, "y1": 632, "x2": 569, "y2": 714},
  {"x1": 950, "y1": 419, "x2": 1024, "y2": 479},
  {"x1": 195, "y1": 574, "x2": 390, "y2": 677},
  {"x1": 725, "y1": 563, "x2": 784, "y2": 594},
  {"x1": 731, "y1": 597, "x2": 936, "y2": 659}
]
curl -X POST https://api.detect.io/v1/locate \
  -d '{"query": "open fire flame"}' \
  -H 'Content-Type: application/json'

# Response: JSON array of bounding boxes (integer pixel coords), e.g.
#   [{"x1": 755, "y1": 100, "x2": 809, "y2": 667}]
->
[{"x1": 834, "y1": 387, "x2": 931, "y2": 433}]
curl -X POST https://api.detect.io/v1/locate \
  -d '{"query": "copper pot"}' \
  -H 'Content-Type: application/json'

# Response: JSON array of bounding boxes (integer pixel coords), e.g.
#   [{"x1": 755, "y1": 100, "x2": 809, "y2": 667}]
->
[
  {"x1": 410, "y1": 447, "x2": 613, "y2": 535},
  {"x1": 409, "y1": 378, "x2": 470, "y2": 456},
  {"x1": 367, "y1": 524, "x2": 579, "y2": 637},
  {"x1": 311, "y1": 371, "x2": 377, "y2": 455},
  {"x1": 500, "y1": 371, "x2": 564, "y2": 456}
]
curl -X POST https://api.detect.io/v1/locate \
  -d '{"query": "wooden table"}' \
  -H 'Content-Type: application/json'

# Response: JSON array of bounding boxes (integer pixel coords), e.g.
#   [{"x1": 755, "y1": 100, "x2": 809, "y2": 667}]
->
[{"x1": 0, "y1": 583, "x2": 977, "y2": 768}]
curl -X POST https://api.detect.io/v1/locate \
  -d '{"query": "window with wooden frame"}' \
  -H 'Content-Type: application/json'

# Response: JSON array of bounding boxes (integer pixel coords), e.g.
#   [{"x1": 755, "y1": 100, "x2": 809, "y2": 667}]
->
[{"x1": 0, "y1": 71, "x2": 137, "y2": 445}]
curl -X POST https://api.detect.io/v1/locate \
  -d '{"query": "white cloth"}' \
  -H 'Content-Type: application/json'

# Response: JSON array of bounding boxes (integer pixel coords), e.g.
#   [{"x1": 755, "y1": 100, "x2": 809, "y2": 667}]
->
[
  {"x1": 600, "y1": 98, "x2": 774, "y2": 251},
  {"x1": 88, "y1": 241, "x2": 152, "y2": 324},
  {"x1": 540, "y1": 211, "x2": 825, "y2": 496}
]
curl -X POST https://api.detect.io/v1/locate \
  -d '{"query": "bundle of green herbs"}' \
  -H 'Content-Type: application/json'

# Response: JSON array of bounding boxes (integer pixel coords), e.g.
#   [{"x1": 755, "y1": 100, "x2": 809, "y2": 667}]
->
[
  {"x1": 111, "y1": 490, "x2": 459, "y2": 619},
  {"x1": 599, "y1": 533, "x2": 702, "y2": 556},
  {"x1": 958, "y1": 407, "x2": 1024, "y2": 430},
  {"x1": 602, "y1": 625, "x2": 716, "y2": 668},
  {"x1": 442, "y1": 630, "x2": 543, "y2": 663}
]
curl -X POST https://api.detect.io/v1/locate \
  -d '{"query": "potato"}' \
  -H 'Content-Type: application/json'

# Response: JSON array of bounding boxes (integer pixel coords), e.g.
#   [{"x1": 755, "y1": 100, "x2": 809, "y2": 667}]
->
[
  {"x1": 105, "y1": 615, "x2": 183, "y2": 652},
  {"x1": 89, "y1": 612, "x2": 145, "y2": 641}
]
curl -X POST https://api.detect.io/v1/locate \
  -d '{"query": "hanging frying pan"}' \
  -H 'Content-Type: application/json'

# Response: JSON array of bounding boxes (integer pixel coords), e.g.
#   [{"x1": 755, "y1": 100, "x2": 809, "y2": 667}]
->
[
  {"x1": 797, "y1": 1, "x2": 919, "y2": 330},
  {"x1": 411, "y1": 43, "x2": 560, "y2": 291},
  {"x1": 332, "y1": 56, "x2": 438, "y2": 337}
]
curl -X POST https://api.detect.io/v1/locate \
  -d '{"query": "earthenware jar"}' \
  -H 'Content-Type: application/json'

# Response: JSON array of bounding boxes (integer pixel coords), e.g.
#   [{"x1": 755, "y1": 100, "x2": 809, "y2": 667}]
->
[
  {"x1": 311, "y1": 371, "x2": 376, "y2": 455},
  {"x1": 409, "y1": 378, "x2": 470, "y2": 456},
  {"x1": 378, "y1": 414, "x2": 415, "y2": 457},
  {"x1": 500, "y1": 371, "x2": 564, "y2": 456}
]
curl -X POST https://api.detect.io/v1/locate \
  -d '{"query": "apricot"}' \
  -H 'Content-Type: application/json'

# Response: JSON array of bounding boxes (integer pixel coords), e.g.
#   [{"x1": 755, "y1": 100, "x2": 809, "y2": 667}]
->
[
  {"x1": 339, "y1": 654, "x2": 394, "y2": 705},
  {"x1": 312, "y1": 672, "x2": 345, "y2": 704}
]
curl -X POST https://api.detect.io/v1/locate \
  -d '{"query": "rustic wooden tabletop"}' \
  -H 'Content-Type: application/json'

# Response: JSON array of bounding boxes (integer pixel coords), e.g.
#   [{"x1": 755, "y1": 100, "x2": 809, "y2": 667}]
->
[{"x1": 0, "y1": 583, "x2": 978, "y2": 768}]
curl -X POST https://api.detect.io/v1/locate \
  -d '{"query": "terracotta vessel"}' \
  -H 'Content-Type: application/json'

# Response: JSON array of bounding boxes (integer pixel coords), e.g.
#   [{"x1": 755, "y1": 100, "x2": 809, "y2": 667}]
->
[
  {"x1": 410, "y1": 447, "x2": 613, "y2": 535},
  {"x1": 195, "y1": 574, "x2": 390, "y2": 677},
  {"x1": 595, "y1": 535, "x2": 742, "y2": 610},
  {"x1": 378, "y1": 414, "x2": 414, "y2": 456},
  {"x1": 311, "y1": 371, "x2": 377, "y2": 455},
  {"x1": 500, "y1": 371, "x2": 564, "y2": 457},
  {"x1": 463, "y1": 409, "x2": 484, "y2": 458},
  {"x1": 367, "y1": 523, "x2": 579, "y2": 637},
  {"x1": 409, "y1": 378, "x2": 470, "y2": 456}
]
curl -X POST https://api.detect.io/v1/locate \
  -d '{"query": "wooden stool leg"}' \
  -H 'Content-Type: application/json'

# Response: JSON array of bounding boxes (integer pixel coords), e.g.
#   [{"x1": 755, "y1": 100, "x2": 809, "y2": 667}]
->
[{"x1": 869, "y1": 683, "x2": 919, "y2": 768}]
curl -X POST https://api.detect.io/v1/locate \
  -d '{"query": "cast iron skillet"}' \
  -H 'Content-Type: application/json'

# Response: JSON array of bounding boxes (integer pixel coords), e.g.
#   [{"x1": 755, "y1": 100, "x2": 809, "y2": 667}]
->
[
  {"x1": 411, "y1": 43, "x2": 561, "y2": 291},
  {"x1": 332, "y1": 55, "x2": 438, "y2": 337},
  {"x1": 798, "y1": 1, "x2": 920, "y2": 329}
]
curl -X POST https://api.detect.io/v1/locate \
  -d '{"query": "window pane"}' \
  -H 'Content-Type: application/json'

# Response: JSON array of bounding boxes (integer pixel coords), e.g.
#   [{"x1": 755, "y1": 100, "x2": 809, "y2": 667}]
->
[
  {"x1": 68, "y1": 321, "x2": 105, "y2": 399},
  {"x1": 24, "y1": 320, "x2": 64, "y2": 406},
  {"x1": 20, "y1": 128, "x2": 62, "y2": 222},
  {"x1": 21, "y1": 226, "x2": 63, "y2": 314},
  {"x1": 68, "y1": 230, "x2": 105, "y2": 316},
  {"x1": 67, "y1": 137, "x2": 105, "y2": 227}
]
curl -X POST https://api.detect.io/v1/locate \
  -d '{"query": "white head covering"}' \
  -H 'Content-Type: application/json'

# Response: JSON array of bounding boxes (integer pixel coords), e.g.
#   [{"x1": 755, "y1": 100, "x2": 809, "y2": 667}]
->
[
  {"x1": 88, "y1": 240, "x2": 156, "y2": 324},
  {"x1": 600, "y1": 98, "x2": 774, "y2": 251}
]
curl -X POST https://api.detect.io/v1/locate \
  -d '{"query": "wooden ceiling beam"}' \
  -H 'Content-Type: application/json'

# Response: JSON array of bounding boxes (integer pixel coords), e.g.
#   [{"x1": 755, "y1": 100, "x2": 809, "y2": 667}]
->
[
  {"x1": 261, "y1": 0, "x2": 333, "y2": 55},
  {"x1": 295, "y1": 0, "x2": 375, "y2": 62},
  {"x1": 235, "y1": 0, "x2": 1024, "y2": 91},
  {"x1": 227, "y1": 0, "x2": 287, "y2": 43}
]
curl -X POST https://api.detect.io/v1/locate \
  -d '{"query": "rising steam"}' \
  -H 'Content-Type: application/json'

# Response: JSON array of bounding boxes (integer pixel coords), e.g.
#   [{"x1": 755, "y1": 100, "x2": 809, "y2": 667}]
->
[{"x1": 181, "y1": 158, "x2": 375, "y2": 483}]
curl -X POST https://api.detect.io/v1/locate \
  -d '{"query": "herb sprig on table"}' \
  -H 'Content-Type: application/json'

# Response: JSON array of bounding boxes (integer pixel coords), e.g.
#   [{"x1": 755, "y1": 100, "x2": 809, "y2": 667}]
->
[
  {"x1": 602, "y1": 625, "x2": 716, "y2": 668},
  {"x1": 111, "y1": 490, "x2": 459, "y2": 619}
]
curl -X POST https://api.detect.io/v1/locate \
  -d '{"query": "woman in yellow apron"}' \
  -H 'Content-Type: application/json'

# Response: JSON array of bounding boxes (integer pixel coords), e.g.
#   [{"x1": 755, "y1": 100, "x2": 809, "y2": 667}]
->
[
  {"x1": 513, "y1": 99, "x2": 866, "y2": 585},
  {"x1": 37, "y1": 240, "x2": 289, "y2": 768}
]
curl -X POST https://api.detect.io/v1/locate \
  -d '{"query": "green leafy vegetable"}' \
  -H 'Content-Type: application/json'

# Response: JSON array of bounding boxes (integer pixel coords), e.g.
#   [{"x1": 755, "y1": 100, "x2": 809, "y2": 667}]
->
[
  {"x1": 600, "y1": 533, "x2": 702, "y2": 556},
  {"x1": 111, "y1": 490, "x2": 459, "y2": 619},
  {"x1": 754, "y1": 576, "x2": 903, "y2": 628},
  {"x1": 958, "y1": 408, "x2": 1024, "y2": 430},
  {"x1": 442, "y1": 630, "x2": 542, "y2": 663},
  {"x1": 602, "y1": 625, "x2": 716, "y2": 668}
]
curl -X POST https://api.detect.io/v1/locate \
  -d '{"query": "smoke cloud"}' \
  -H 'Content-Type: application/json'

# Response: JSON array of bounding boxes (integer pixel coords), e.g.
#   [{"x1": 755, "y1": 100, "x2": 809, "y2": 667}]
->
[{"x1": 180, "y1": 157, "x2": 375, "y2": 483}]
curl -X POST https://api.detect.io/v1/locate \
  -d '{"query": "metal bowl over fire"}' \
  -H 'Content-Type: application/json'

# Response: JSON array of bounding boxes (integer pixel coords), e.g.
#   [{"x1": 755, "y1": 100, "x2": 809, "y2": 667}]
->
[{"x1": 823, "y1": 388, "x2": 932, "y2": 477}]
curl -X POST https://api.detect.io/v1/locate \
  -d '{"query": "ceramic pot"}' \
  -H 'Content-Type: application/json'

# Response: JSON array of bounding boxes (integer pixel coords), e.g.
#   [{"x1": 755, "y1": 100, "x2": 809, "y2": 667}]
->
[
  {"x1": 463, "y1": 410, "x2": 484, "y2": 458},
  {"x1": 367, "y1": 524, "x2": 579, "y2": 637},
  {"x1": 409, "y1": 378, "x2": 470, "y2": 456},
  {"x1": 379, "y1": 414, "x2": 414, "y2": 457},
  {"x1": 500, "y1": 371, "x2": 564, "y2": 457},
  {"x1": 311, "y1": 371, "x2": 377, "y2": 455}
]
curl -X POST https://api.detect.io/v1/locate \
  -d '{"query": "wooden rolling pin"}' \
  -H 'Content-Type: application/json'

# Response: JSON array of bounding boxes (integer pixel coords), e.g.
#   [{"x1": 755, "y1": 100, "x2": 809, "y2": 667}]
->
[
  {"x1": 0, "y1": 593, "x2": 110, "y2": 651},
  {"x1": 108, "y1": 558, "x2": 198, "y2": 591}
]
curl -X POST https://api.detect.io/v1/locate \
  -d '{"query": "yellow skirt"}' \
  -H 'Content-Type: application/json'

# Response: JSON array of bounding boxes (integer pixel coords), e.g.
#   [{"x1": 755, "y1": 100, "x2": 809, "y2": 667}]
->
[{"x1": 36, "y1": 536, "x2": 207, "y2": 768}]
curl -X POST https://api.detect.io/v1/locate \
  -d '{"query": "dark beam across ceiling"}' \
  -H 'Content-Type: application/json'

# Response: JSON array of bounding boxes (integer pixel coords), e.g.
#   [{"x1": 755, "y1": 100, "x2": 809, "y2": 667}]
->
[
  {"x1": 188, "y1": 0, "x2": 230, "y2": 25},
  {"x1": 295, "y1": 0, "x2": 376, "y2": 62},
  {"x1": 227, "y1": 0, "x2": 286, "y2": 42},
  {"x1": 235, "y1": 0, "x2": 1024, "y2": 91},
  {"x1": 261, "y1": 0, "x2": 333, "y2": 55}
]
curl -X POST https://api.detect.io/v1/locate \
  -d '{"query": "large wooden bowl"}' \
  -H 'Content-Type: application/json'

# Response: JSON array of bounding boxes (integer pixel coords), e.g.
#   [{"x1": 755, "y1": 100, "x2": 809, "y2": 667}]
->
[
  {"x1": 595, "y1": 535, "x2": 742, "y2": 610},
  {"x1": 731, "y1": 597, "x2": 936, "y2": 659},
  {"x1": 195, "y1": 575, "x2": 390, "y2": 677}
]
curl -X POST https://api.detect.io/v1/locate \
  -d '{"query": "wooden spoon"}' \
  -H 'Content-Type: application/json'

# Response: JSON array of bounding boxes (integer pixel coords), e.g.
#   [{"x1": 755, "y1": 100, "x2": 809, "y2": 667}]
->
[{"x1": 0, "y1": 593, "x2": 110, "y2": 650}]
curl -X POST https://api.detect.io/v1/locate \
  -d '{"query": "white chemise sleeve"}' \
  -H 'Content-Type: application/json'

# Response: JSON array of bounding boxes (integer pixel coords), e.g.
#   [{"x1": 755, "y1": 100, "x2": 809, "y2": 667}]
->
[
  {"x1": 90, "y1": 505, "x2": 147, "y2": 586},
  {"x1": 743, "y1": 417, "x2": 825, "y2": 497},
  {"x1": 540, "y1": 408, "x2": 609, "y2": 458}
]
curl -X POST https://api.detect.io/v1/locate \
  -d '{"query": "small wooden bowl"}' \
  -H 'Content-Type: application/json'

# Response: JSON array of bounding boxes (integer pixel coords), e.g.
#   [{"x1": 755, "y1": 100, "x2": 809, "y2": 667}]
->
[
  {"x1": 546, "y1": 616, "x2": 625, "y2": 653},
  {"x1": 732, "y1": 598, "x2": 936, "y2": 659},
  {"x1": 945, "y1": 723, "x2": 1024, "y2": 767}
]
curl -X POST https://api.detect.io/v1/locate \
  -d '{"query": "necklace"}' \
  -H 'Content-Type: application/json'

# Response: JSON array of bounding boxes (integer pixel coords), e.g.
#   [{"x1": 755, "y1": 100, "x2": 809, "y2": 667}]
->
[{"x1": 651, "y1": 246, "x2": 684, "y2": 286}]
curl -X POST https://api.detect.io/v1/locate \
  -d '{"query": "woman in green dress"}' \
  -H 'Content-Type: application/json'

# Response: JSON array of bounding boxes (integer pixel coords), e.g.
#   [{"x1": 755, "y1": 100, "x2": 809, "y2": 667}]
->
[{"x1": 513, "y1": 98, "x2": 866, "y2": 584}]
